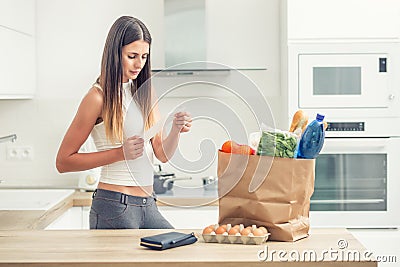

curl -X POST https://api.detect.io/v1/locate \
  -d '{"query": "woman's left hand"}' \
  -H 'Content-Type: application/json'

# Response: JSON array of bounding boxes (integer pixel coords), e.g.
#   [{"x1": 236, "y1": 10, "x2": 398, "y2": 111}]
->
[{"x1": 172, "y1": 112, "x2": 192, "y2": 133}]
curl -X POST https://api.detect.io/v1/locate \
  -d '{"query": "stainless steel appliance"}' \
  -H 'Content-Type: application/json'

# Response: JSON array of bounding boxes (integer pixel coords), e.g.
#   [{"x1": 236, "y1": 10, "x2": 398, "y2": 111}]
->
[
  {"x1": 202, "y1": 176, "x2": 218, "y2": 191},
  {"x1": 153, "y1": 164, "x2": 192, "y2": 194}
]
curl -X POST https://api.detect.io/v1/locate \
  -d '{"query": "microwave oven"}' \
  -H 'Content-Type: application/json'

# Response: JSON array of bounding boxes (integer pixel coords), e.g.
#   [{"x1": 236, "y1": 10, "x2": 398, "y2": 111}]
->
[
  {"x1": 285, "y1": 42, "x2": 400, "y2": 137},
  {"x1": 298, "y1": 53, "x2": 388, "y2": 109}
]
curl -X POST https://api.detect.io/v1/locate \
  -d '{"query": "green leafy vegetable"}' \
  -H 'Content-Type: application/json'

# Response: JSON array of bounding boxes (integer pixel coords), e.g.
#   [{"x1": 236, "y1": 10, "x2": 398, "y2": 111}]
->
[{"x1": 257, "y1": 130, "x2": 297, "y2": 158}]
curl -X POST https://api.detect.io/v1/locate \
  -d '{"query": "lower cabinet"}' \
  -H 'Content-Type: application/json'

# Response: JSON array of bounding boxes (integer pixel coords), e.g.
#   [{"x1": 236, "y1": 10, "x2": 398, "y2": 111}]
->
[
  {"x1": 45, "y1": 207, "x2": 90, "y2": 230},
  {"x1": 82, "y1": 206, "x2": 90, "y2": 229}
]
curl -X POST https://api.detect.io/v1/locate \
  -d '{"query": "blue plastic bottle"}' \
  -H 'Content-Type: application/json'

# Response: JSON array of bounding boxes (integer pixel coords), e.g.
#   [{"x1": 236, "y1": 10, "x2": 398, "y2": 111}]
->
[{"x1": 296, "y1": 113, "x2": 325, "y2": 159}]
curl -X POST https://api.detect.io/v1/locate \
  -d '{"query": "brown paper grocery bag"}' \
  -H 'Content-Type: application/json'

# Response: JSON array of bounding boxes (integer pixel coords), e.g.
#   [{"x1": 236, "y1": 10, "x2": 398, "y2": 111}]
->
[{"x1": 217, "y1": 150, "x2": 315, "y2": 242}]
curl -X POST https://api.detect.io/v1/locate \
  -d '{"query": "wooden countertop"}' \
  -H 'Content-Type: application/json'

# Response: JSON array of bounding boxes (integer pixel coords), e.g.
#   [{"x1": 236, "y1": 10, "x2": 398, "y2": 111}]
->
[
  {"x1": 0, "y1": 192, "x2": 75, "y2": 230},
  {"x1": 0, "y1": 191, "x2": 376, "y2": 266},
  {"x1": 0, "y1": 228, "x2": 376, "y2": 266}
]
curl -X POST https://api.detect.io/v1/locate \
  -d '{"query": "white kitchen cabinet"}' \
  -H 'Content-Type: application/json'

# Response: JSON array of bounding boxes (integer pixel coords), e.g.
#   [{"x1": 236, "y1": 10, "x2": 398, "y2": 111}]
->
[
  {"x1": 0, "y1": 27, "x2": 35, "y2": 99},
  {"x1": 0, "y1": 0, "x2": 35, "y2": 99},
  {"x1": 45, "y1": 207, "x2": 89, "y2": 230},
  {"x1": 285, "y1": 0, "x2": 400, "y2": 41},
  {"x1": 81, "y1": 206, "x2": 90, "y2": 229},
  {"x1": 0, "y1": 0, "x2": 35, "y2": 35},
  {"x1": 158, "y1": 206, "x2": 218, "y2": 229}
]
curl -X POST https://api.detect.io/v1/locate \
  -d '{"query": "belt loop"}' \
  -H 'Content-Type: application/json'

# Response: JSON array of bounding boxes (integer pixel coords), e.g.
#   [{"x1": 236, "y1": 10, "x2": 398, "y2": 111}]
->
[
  {"x1": 92, "y1": 189, "x2": 97, "y2": 199},
  {"x1": 120, "y1": 193, "x2": 128, "y2": 205}
]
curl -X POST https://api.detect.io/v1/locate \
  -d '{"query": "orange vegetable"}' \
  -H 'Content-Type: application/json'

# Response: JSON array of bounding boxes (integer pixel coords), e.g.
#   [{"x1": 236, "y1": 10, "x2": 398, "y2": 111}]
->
[
  {"x1": 221, "y1": 141, "x2": 234, "y2": 153},
  {"x1": 221, "y1": 140, "x2": 255, "y2": 155},
  {"x1": 232, "y1": 144, "x2": 255, "y2": 155},
  {"x1": 289, "y1": 110, "x2": 309, "y2": 133}
]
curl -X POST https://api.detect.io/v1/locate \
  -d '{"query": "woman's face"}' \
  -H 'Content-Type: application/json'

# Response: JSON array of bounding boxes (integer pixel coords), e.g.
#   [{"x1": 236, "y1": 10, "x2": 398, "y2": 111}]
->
[{"x1": 121, "y1": 40, "x2": 150, "y2": 82}]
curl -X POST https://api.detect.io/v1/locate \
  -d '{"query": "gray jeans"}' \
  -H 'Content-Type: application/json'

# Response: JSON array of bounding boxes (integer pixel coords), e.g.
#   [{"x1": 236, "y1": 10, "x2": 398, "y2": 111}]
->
[{"x1": 89, "y1": 189, "x2": 174, "y2": 229}]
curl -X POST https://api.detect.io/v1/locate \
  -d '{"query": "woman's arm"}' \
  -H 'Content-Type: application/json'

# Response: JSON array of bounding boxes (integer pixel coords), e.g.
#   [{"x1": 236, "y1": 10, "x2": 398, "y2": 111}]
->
[{"x1": 56, "y1": 87, "x2": 125, "y2": 173}]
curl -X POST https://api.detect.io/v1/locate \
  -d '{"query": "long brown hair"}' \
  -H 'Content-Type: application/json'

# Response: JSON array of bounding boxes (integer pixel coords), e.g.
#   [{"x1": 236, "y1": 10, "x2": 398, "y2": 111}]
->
[{"x1": 98, "y1": 16, "x2": 154, "y2": 143}]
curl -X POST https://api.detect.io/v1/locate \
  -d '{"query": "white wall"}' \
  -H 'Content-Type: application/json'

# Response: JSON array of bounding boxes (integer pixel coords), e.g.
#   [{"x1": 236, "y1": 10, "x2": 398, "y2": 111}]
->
[{"x1": 0, "y1": 0, "x2": 282, "y2": 188}]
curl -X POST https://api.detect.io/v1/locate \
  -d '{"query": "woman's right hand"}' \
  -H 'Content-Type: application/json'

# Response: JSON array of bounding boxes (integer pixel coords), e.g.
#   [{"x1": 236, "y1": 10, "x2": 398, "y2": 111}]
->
[{"x1": 122, "y1": 135, "x2": 144, "y2": 160}]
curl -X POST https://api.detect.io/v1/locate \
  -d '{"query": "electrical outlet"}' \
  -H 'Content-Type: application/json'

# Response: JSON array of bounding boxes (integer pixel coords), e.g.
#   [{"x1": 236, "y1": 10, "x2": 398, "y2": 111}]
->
[{"x1": 6, "y1": 146, "x2": 34, "y2": 161}]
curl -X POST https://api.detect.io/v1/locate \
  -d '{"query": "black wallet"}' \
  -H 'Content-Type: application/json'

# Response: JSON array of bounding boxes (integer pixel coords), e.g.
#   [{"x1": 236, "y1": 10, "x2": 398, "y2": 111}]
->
[{"x1": 140, "y1": 232, "x2": 197, "y2": 250}]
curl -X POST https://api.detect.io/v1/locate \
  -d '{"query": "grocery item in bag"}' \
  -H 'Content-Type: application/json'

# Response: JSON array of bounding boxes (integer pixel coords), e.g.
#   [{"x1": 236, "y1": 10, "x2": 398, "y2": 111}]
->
[
  {"x1": 257, "y1": 130, "x2": 297, "y2": 158},
  {"x1": 221, "y1": 140, "x2": 255, "y2": 155},
  {"x1": 289, "y1": 110, "x2": 309, "y2": 134},
  {"x1": 296, "y1": 113, "x2": 325, "y2": 159}
]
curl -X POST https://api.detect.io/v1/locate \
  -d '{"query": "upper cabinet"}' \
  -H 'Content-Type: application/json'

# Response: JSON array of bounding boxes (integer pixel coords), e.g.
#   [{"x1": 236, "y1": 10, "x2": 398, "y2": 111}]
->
[
  {"x1": 0, "y1": 0, "x2": 35, "y2": 35},
  {"x1": 0, "y1": 0, "x2": 36, "y2": 99},
  {"x1": 158, "y1": 0, "x2": 269, "y2": 70},
  {"x1": 0, "y1": 27, "x2": 35, "y2": 99},
  {"x1": 284, "y1": 0, "x2": 400, "y2": 41}
]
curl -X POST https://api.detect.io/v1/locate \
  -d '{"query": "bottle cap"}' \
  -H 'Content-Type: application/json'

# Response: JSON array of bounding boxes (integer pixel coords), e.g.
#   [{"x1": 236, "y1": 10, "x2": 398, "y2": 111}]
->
[{"x1": 316, "y1": 113, "x2": 325, "y2": 121}]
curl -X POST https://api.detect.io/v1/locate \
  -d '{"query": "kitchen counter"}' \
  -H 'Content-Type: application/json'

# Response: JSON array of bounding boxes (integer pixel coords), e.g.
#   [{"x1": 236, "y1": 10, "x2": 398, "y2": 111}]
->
[
  {"x1": 0, "y1": 191, "x2": 75, "y2": 230},
  {"x1": 0, "y1": 190, "x2": 378, "y2": 266},
  {"x1": 0, "y1": 228, "x2": 376, "y2": 266}
]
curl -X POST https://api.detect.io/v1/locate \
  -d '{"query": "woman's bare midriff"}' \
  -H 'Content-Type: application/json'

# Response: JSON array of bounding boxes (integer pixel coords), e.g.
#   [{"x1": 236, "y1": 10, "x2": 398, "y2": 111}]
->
[{"x1": 97, "y1": 182, "x2": 153, "y2": 197}]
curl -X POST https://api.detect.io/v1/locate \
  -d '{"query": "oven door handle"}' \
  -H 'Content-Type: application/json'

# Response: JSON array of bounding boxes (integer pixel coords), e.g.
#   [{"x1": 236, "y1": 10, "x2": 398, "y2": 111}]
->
[
  {"x1": 311, "y1": 199, "x2": 385, "y2": 204},
  {"x1": 323, "y1": 138, "x2": 387, "y2": 152}
]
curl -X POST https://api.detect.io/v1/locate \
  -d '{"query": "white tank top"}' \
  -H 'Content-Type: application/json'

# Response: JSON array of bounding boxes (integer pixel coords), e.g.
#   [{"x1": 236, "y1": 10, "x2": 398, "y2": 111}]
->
[{"x1": 90, "y1": 81, "x2": 154, "y2": 186}]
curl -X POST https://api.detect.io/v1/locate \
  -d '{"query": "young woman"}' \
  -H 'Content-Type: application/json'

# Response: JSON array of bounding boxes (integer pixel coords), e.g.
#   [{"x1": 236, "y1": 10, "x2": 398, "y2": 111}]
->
[{"x1": 56, "y1": 16, "x2": 192, "y2": 229}]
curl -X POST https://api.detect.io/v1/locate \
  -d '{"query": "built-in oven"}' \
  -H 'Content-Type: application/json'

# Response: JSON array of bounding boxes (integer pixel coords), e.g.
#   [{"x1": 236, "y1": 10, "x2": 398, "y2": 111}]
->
[
  {"x1": 285, "y1": 42, "x2": 400, "y2": 227},
  {"x1": 310, "y1": 137, "x2": 400, "y2": 228}
]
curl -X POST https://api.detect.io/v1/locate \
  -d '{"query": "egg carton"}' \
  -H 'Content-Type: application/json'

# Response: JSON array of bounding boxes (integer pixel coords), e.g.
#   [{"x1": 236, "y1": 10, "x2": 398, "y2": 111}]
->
[{"x1": 201, "y1": 233, "x2": 270, "y2": 245}]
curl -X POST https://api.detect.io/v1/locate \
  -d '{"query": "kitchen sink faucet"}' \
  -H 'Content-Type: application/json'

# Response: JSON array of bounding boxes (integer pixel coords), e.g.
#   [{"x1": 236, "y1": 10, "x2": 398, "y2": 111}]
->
[{"x1": 0, "y1": 134, "x2": 17, "y2": 143}]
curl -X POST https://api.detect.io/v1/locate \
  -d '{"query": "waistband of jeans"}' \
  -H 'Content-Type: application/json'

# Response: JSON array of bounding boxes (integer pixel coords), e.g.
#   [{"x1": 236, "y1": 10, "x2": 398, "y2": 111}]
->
[{"x1": 92, "y1": 188, "x2": 156, "y2": 205}]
